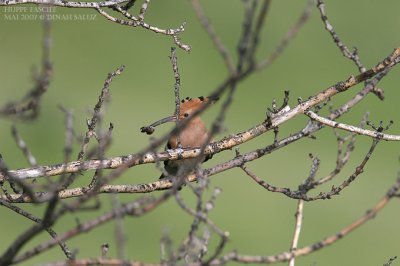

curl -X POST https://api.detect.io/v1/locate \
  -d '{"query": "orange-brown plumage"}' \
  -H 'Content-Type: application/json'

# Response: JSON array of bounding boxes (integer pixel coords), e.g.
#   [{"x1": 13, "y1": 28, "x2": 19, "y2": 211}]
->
[
  {"x1": 167, "y1": 96, "x2": 211, "y2": 150},
  {"x1": 141, "y1": 96, "x2": 216, "y2": 179}
]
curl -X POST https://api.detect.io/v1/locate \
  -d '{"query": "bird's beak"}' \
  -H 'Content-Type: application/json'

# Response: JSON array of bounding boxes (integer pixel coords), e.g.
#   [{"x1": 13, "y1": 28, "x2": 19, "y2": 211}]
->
[
  {"x1": 149, "y1": 115, "x2": 177, "y2": 127},
  {"x1": 140, "y1": 115, "x2": 176, "y2": 135}
]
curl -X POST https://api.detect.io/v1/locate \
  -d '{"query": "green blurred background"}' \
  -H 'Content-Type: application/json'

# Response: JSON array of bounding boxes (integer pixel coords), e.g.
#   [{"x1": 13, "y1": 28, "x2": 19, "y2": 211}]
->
[{"x1": 1, "y1": 0, "x2": 400, "y2": 265}]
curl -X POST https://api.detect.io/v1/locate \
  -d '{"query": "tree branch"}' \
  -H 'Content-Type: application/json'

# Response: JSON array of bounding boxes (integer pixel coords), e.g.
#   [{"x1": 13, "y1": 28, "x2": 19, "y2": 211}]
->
[
  {"x1": 306, "y1": 111, "x2": 399, "y2": 141},
  {"x1": 1, "y1": 47, "x2": 398, "y2": 184}
]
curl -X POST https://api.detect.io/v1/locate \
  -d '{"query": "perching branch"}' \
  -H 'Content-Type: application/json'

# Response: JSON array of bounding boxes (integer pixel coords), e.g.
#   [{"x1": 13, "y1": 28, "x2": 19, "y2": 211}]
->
[{"x1": 1, "y1": 46, "x2": 399, "y2": 185}]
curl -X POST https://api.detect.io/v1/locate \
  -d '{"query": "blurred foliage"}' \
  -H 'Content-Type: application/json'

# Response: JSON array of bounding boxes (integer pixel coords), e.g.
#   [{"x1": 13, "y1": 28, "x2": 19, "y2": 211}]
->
[{"x1": 1, "y1": 0, "x2": 400, "y2": 265}]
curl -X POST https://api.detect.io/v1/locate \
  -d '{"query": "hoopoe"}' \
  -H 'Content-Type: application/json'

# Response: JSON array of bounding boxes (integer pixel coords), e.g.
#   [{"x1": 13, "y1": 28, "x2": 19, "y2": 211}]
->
[{"x1": 141, "y1": 96, "x2": 217, "y2": 180}]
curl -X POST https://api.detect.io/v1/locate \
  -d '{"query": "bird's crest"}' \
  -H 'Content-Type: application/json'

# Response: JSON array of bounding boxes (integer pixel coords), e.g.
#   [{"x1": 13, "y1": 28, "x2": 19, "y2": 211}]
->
[{"x1": 180, "y1": 96, "x2": 209, "y2": 114}]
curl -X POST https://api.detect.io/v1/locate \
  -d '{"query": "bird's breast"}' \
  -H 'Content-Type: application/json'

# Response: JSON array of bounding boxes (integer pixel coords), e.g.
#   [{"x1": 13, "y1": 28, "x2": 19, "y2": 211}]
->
[{"x1": 168, "y1": 120, "x2": 209, "y2": 149}]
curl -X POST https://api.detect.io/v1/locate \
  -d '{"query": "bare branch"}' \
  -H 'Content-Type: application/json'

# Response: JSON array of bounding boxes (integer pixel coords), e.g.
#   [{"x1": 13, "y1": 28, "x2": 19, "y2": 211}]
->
[
  {"x1": 0, "y1": 17, "x2": 52, "y2": 119},
  {"x1": 314, "y1": 117, "x2": 362, "y2": 186},
  {"x1": 241, "y1": 138, "x2": 380, "y2": 201},
  {"x1": 316, "y1": 0, "x2": 365, "y2": 72},
  {"x1": 0, "y1": 199, "x2": 72, "y2": 260},
  {"x1": 77, "y1": 65, "x2": 124, "y2": 161},
  {"x1": 137, "y1": 0, "x2": 150, "y2": 22},
  {"x1": 12, "y1": 193, "x2": 171, "y2": 264},
  {"x1": 247, "y1": 0, "x2": 272, "y2": 65},
  {"x1": 256, "y1": 0, "x2": 312, "y2": 70},
  {"x1": 111, "y1": 194, "x2": 126, "y2": 260},
  {"x1": 288, "y1": 200, "x2": 304, "y2": 266},
  {"x1": 209, "y1": 176, "x2": 400, "y2": 265},
  {"x1": 383, "y1": 256, "x2": 398, "y2": 266},
  {"x1": 170, "y1": 47, "x2": 182, "y2": 147},
  {"x1": 11, "y1": 126, "x2": 38, "y2": 167},
  {"x1": 1, "y1": 47, "x2": 397, "y2": 185},
  {"x1": 37, "y1": 258, "x2": 160, "y2": 266},
  {"x1": 306, "y1": 111, "x2": 399, "y2": 141},
  {"x1": 0, "y1": 0, "x2": 191, "y2": 52},
  {"x1": 0, "y1": 194, "x2": 59, "y2": 265},
  {"x1": 191, "y1": 0, "x2": 236, "y2": 74},
  {"x1": 60, "y1": 65, "x2": 123, "y2": 189},
  {"x1": 59, "y1": 105, "x2": 74, "y2": 163}
]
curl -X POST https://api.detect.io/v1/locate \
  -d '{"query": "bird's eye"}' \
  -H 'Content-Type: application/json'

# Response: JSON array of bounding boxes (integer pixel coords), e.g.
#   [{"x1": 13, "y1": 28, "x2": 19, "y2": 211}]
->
[{"x1": 184, "y1": 113, "x2": 189, "y2": 118}]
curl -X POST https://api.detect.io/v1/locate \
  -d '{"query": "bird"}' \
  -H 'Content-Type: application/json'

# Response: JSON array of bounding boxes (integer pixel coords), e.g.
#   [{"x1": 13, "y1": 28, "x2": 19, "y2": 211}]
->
[{"x1": 140, "y1": 96, "x2": 217, "y2": 180}]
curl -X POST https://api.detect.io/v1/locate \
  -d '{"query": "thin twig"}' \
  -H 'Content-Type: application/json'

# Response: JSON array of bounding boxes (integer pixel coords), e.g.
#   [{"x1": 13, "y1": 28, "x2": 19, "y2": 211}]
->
[
  {"x1": 11, "y1": 126, "x2": 38, "y2": 167},
  {"x1": 383, "y1": 256, "x2": 397, "y2": 266},
  {"x1": 248, "y1": 0, "x2": 272, "y2": 65},
  {"x1": 316, "y1": 0, "x2": 385, "y2": 100},
  {"x1": 237, "y1": 0, "x2": 257, "y2": 71},
  {"x1": 191, "y1": 0, "x2": 236, "y2": 74},
  {"x1": 77, "y1": 65, "x2": 124, "y2": 161},
  {"x1": 0, "y1": 0, "x2": 191, "y2": 51},
  {"x1": 170, "y1": 47, "x2": 181, "y2": 147},
  {"x1": 209, "y1": 176, "x2": 400, "y2": 265},
  {"x1": 0, "y1": 16, "x2": 52, "y2": 119},
  {"x1": 111, "y1": 193, "x2": 126, "y2": 260},
  {"x1": 316, "y1": 0, "x2": 365, "y2": 72},
  {"x1": 241, "y1": 138, "x2": 380, "y2": 201},
  {"x1": 0, "y1": 198, "x2": 72, "y2": 260},
  {"x1": 38, "y1": 258, "x2": 160, "y2": 266},
  {"x1": 174, "y1": 190, "x2": 225, "y2": 237},
  {"x1": 121, "y1": 0, "x2": 137, "y2": 10},
  {"x1": 0, "y1": 194, "x2": 59, "y2": 265},
  {"x1": 306, "y1": 111, "x2": 399, "y2": 141},
  {"x1": 13, "y1": 193, "x2": 171, "y2": 264},
  {"x1": 256, "y1": 0, "x2": 313, "y2": 70},
  {"x1": 138, "y1": 0, "x2": 150, "y2": 22},
  {"x1": 62, "y1": 65, "x2": 124, "y2": 189},
  {"x1": 101, "y1": 6, "x2": 191, "y2": 51},
  {"x1": 58, "y1": 105, "x2": 74, "y2": 163},
  {"x1": 288, "y1": 200, "x2": 304, "y2": 266}
]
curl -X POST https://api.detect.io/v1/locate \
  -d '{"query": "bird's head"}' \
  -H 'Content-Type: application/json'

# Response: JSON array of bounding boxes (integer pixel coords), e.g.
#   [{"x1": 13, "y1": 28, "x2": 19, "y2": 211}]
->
[
  {"x1": 140, "y1": 96, "x2": 218, "y2": 134},
  {"x1": 178, "y1": 96, "x2": 213, "y2": 120}
]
